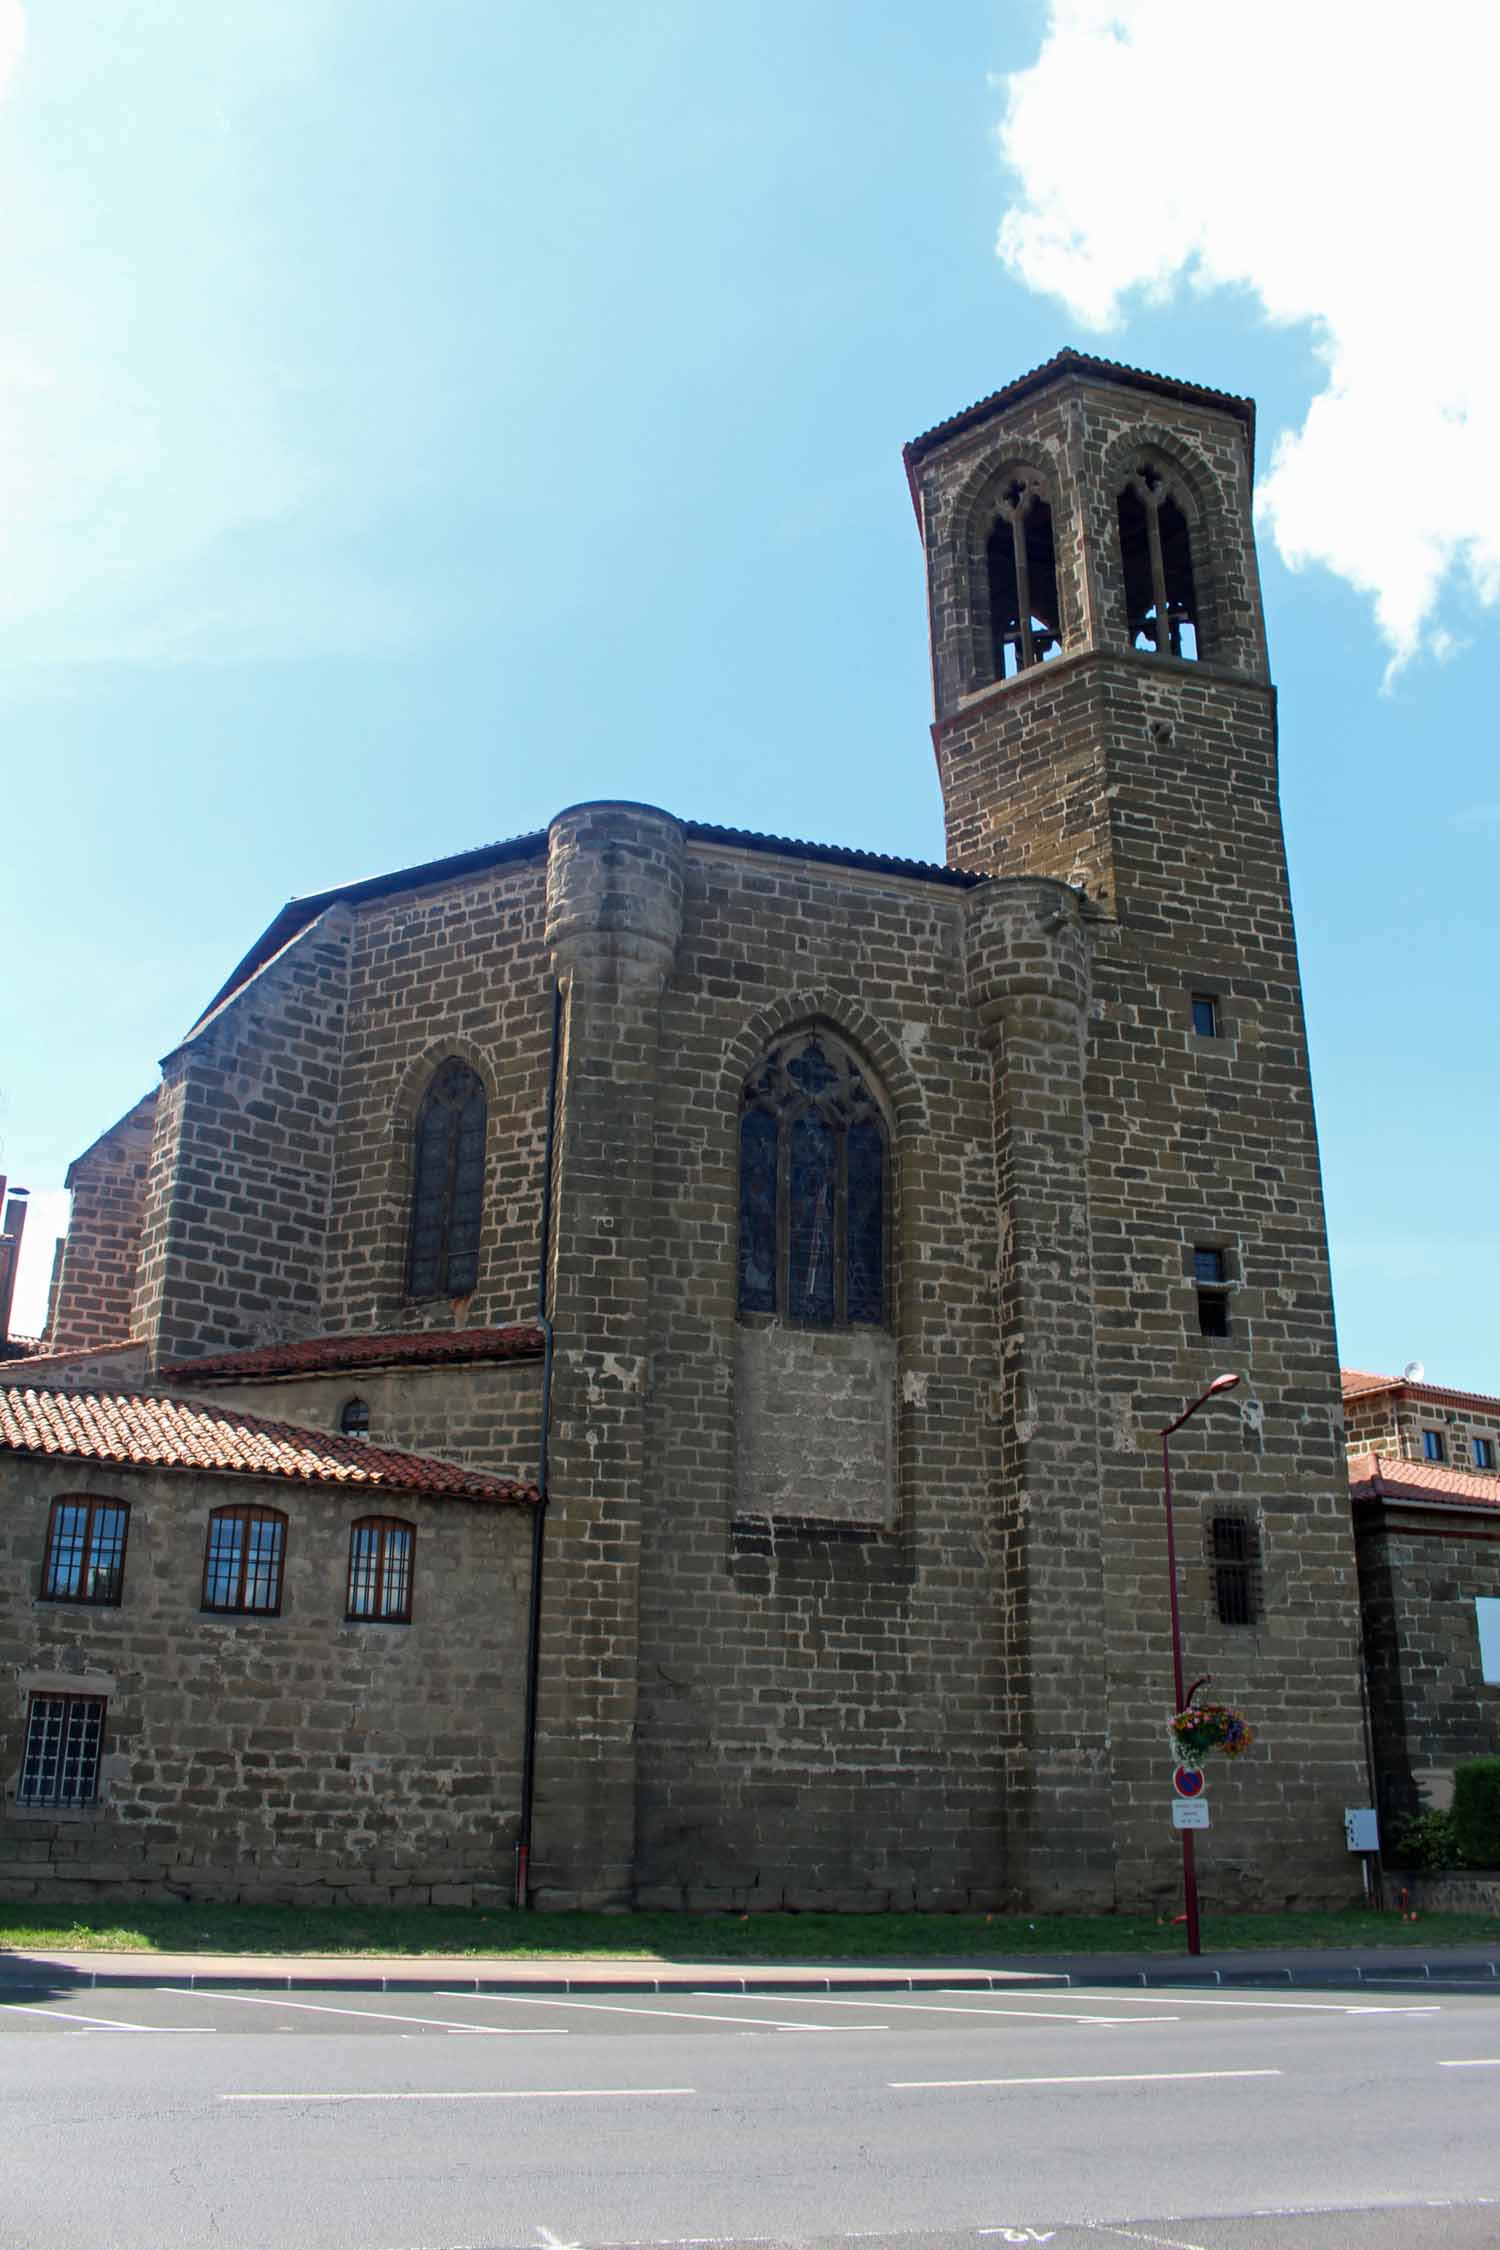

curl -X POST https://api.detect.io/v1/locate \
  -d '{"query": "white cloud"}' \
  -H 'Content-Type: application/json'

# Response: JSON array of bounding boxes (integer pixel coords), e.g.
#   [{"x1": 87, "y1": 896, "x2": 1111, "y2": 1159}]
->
[{"x1": 995, "y1": 1, "x2": 1500, "y2": 672}]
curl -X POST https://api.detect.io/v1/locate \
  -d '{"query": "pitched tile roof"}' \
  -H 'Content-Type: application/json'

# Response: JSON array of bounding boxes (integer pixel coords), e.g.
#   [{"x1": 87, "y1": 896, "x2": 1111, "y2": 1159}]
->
[
  {"x1": 1341, "y1": 1368, "x2": 1500, "y2": 1414},
  {"x1": 0, "y1": 1384, "x2": 536, "y2": 1504},
  {"x1": 903, "y1": 348, "x2": 1256, "y2": 472},
  {"x1": 2, "y1": 1338, "x2": 146, "y2": 1373},
  {"x1": 1348, "y1": 1452, "x2": 1500, "y2": 1514},
  {"x1": 161, "y1": 1325, "x2": 545, "y2": 1384}
]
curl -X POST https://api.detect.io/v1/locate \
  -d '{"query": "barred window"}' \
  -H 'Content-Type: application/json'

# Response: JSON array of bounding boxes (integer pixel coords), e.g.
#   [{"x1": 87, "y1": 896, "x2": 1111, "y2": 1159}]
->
[
  {"x1": 18, "y1": 1694, "x2": 105, "y2": 1808},
  {"x1": 738, "y1": 1029, "x2": 889, "y2": 1327},
  {"x1": 406, "y1": 1060, "x2": 487, "y2": 1300},
  {"x1": 1210, "y1": 1512, "x2": 1260, "y2": 1627},
  {"x1": 346, "y1": 1517, "x2": 414, "y2": 1623},
  {"x1": 340, "y1": 1396, "x2": 371, "y2": 1439},
  {"x1": 41, "y1": 1496, "x2": 129, "y2": 1605},
  {"x1": 202, "y1": 1505, "x2": 286, "y2": 1615}
]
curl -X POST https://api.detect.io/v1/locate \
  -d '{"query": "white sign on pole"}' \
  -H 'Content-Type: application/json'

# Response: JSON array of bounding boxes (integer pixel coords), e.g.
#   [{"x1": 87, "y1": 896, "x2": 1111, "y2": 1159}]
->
[
  {"x1": 1172, "y1": 1799, "x2": 1210, "y2": 1830},
  {"x1": 1344, "y1": 1807, "x2": 1379, "y2": 1852}
]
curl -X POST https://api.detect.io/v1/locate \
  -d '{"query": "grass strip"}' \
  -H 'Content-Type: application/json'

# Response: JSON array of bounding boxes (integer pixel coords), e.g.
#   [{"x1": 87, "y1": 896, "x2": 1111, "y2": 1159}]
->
[{"x1": 0, "y1": 1902, "x2": 1496, "y2": 1960}]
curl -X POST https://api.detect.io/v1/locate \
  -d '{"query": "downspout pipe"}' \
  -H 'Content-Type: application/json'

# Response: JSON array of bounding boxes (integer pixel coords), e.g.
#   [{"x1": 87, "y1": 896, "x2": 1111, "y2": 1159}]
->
[{"x1": 515, "y1": 977, "x2": 563, "y2": 1911}]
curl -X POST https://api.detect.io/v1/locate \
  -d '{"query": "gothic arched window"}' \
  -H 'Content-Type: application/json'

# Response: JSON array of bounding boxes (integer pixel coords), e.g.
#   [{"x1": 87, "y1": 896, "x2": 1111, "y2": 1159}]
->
[
  {"x1": 737, "y1": 1030, "x2": 888, "y2": 1327},
  {"x1": 405, "y1": 1059, "x2": 487, "y2": 1300},
  {"x1": 985, "y1": 470, "x2": 1061, "y2": 679},
  {"x1": 1118, "y1": 459, "x2": 1202, "y2": 659}
]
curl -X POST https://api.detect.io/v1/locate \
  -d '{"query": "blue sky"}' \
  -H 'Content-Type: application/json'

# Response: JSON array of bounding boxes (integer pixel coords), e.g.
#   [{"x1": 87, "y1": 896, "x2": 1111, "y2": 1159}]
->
[{"x1": 2, "y1": 2, "x2": 1496, "y2": 1390}]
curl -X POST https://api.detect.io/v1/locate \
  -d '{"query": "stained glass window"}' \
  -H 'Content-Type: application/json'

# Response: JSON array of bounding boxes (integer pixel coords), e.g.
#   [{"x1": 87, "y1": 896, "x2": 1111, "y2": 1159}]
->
[
  {"x1": 736, "y1": 1029, "x2": 888, "y2": 1327},
  {"x1": 406, "y1": 1060, "x2": 487, "y2": 1300}
]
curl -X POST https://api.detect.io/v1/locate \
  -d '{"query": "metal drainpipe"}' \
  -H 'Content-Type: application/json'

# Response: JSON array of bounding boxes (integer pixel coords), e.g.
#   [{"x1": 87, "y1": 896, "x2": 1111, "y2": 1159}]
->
[{"x1": 514, "y1": 978, "x2": 563, "y2": 1911}]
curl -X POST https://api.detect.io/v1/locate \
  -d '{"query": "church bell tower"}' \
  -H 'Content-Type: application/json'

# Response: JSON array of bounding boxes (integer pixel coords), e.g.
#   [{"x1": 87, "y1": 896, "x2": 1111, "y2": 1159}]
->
[{"x1": 906, "y1": 352, "x2": 1369, "y2": 1908}]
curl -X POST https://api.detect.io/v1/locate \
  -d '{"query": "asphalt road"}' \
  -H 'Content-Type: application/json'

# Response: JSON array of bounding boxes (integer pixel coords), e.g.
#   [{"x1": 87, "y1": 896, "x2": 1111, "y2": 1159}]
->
[{"x1": 0, "y1": 1978, "x2": 1495, "y2": 2250}]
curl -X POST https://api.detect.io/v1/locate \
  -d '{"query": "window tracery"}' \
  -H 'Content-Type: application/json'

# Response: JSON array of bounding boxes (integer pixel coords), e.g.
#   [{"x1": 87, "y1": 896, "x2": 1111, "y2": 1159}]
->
[
  {"x1": 737, "y1": 1030, "x2": 888, "y2": 1327},
  {"x1": 1118, "y1": 458, "x2": 1202, "y2": 659},
  {"x1": 985, "y1": 470, "x2": 1061, "y2": 679},
  {"x1": 406, "y1": 1059, "x2": 487, "y2": 1300}
]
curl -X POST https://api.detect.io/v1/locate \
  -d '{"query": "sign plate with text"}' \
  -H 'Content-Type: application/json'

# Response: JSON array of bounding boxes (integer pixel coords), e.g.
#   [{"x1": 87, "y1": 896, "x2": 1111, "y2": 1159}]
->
[{"x1": 1172, "y1": 1799, "x2": 1210, "y2": 1830}]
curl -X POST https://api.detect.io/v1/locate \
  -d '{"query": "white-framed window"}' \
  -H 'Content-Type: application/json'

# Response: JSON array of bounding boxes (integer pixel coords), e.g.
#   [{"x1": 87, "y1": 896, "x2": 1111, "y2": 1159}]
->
[{"x1": 1478, "y1": 1597, "x2": 1500, "y2": 1686}]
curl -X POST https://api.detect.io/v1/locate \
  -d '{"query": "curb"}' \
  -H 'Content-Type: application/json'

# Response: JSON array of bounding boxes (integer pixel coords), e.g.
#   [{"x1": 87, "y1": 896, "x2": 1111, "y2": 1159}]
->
[{"x1": 0, "y1": 1958, "x2": 1496, "y2": 1994}]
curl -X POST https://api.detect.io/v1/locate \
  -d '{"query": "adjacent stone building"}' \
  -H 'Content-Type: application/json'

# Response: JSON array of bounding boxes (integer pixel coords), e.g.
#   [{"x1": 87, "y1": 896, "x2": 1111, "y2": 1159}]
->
[
  {"x1": 4, "y1": 350, "x2": 1374, "y2": 1911},
  {"x1": 1344, "y1": 1369, "x2": 1500, "y2": 1827},
  {"x1": 0, "y1": 1383, "x2": 537, "y2": 1903}
]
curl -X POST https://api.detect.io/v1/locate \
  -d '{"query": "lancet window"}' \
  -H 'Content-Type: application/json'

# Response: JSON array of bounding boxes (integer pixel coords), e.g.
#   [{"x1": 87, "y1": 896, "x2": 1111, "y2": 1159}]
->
[
  {"x1": 406, "y1": 1059, "x2": 487, "y2": 1301},
  {"x1": 737, "y1": 1029, "x2": 888, "y2": 1327},
  {"x1": 985, "y1": 470, "x2": 1061, "y2": 679},
  {"x1": 1118, "y1": 459, "x2": 1202, "y2": 659}
]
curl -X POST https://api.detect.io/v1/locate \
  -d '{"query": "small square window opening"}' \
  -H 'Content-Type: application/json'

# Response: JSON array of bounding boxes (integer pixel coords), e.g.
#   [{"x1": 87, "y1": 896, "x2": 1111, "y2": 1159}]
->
[
  {"x1": 1197, "y1": 1291, "x2": 1231, "y2": 1339},
  {"x1": 1210, "y1": 1513, "x2": 1259, "y2": 1627},
  {"x1": 1421, "y1": 1429, "x2": 1446, "y2": 1463},
  {"x1": 1191, "y1": 994, "x2": 1220, "y2": 1038},
  {"x1": 18, "y1": 1694, "x2": 105, "y2": 1807}
]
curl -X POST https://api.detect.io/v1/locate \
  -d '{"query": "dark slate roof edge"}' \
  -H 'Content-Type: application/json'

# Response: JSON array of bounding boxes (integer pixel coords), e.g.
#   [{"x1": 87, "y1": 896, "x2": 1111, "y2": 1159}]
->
[
  {"x1": 903, "y1": 348, "x2": 1255, "y2": 470},
  {"x1": 191, "y1": 828, "x2": 551, "y2": 1032},
  {"x1": 682, "y1": 821, "x2": 986, "y2": 888},
  {"x1": 64, "y1": 1090, "x2": 160, "y2": 1190},
  {"x1": 191, "y1": 818, "x2": 988, "y2": 1027}
]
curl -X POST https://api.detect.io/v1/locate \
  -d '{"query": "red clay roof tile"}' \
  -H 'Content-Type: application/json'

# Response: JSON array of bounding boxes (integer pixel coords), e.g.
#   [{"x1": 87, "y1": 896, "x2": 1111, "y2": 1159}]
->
[
  {"x1": 1341, "y1": 1368, "x2": 1500, "y2": 1413},
  {"x1": 1348, "y1": 1451, "x2": 1500, "y2": 1513},
  {"x1": 0, "y1": 1384, "x2": 536, "y2": 1504},
  {"x1": 161, "y1": 1325, "x2": 544, "y2": 1383}
]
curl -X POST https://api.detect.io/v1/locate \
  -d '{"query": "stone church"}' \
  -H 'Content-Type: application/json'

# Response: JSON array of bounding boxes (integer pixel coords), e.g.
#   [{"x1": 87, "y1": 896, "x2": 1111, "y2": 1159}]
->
[{"x1": 1, "y1": 351, "x2": 1371, "y2": 1912}]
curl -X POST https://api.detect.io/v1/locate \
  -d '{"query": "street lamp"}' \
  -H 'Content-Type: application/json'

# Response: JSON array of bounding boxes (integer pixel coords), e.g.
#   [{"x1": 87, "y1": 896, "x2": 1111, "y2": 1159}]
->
[{"x1": 1161, "y1": 1371, "x2": 1241, "y2": 1956}]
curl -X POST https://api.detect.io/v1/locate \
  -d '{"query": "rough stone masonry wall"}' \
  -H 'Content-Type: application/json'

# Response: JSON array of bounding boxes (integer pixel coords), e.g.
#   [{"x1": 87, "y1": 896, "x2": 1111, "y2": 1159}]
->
[
  {"x1": 133, "y1": 909, "x2": 353, "y2": 1368},
  {"x1": 914, "y1": 374, "x2": 1368, "y2": 1910},
  {"x1": 320, "y1": 853, "x2": 552, "y2": 1339},
  {"x1": 1354, "y1": 1505, "x2": 1500, "y2": 1826},
  {"x1": 0, "y1": 1457, "x2": 533, "y2": 1904},
  {"x1": 1345, "y1": 1389, "x2": 1500, "y2": 1470},
  {"x1": 629, "y1": 833, "x2": 1008, "y2": 1911},
  {"x1": 169, "y1": 1359, "x2": 543, "y2": 1488},
  {"x1": 48, "y1": 1093, "x2": 158, "y2": 1354}
]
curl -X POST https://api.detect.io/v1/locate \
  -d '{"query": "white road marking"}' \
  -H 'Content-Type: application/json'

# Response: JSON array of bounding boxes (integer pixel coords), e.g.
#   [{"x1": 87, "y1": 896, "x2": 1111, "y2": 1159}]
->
[
  {"x1": 221, "y1": 2086, "x2": 696, "y2": 2102},
  {"x1": 162, "y1": 1988, "x2": 568, "y2": 2035},
  {"x1": 715, "y1": 1993, "x2": 1168, "y2": 2027},
  {"x1": 889, "y1": 2067, "x2": 1283, "y2": 2089},
  {"x1": 1085, "y1": 2225, "x2": 1211, "y2": 2250},
  {"x1": 1063, "y1": 1991, "x2": 1439, "y2": 2016},
  {"x1": 436, "y1": 1991, "x2": 881, "y2": 2032},
  {"x1": 0, "y1": 2000, "x2": 163, "y2": 2032},
  {"x1": 1437, "y1": 2057, "x2": 1500, "y2": 2067}
]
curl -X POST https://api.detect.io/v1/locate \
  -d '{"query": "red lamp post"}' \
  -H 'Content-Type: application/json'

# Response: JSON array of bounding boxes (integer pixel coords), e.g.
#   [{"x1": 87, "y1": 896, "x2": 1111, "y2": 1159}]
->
[{"x1": 1160, "y1": 1371, "x2": 1241, "y2": 1956}]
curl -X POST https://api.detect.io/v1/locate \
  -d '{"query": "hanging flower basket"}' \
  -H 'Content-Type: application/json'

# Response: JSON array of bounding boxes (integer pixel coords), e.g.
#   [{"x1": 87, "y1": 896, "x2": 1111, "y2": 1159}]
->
[{"x1": 1170, "y1": 1701, "x2": 1255, "y2": 1762}]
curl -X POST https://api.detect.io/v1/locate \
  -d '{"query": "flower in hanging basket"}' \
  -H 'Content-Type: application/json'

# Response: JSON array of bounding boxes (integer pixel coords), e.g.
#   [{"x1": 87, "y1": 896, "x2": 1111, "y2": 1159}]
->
[{"x1": 1170, "y1": 1701, "x2": 1255, "y2": 1761}]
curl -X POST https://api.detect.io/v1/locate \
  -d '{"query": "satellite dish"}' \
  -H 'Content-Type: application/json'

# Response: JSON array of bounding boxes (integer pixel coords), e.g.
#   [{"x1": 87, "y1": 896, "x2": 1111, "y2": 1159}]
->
[{"x1": 1402, "y1": 1360, "x2": 1426, "y2": 1384}]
